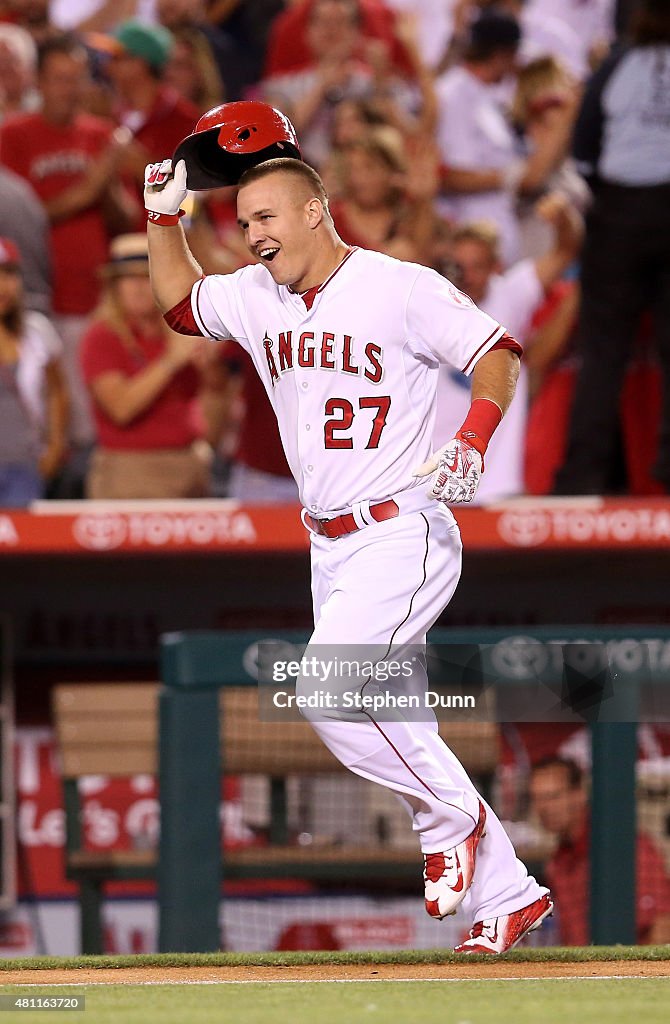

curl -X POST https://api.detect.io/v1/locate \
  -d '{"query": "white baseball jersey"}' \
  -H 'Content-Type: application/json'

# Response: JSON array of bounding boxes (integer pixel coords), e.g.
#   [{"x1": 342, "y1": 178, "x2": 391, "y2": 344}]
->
[
  {"x1": 190, "y1": 247, "x2": 505, "y2": 515},
  {"x1": 186, "y1": 243, "x2": 546, "y2": 922}
]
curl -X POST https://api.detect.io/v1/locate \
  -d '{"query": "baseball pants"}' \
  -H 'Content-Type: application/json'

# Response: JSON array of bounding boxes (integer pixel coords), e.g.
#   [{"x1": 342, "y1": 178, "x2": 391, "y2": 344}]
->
[{"x1": 299, "y1": 501, "x2": 547, "y2": 922}]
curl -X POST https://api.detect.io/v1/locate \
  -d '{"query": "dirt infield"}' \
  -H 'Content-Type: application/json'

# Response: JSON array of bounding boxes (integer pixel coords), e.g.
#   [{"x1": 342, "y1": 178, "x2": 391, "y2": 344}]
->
[{"x1": 2, "y1": 960, "x2": 670, "y2": 985}]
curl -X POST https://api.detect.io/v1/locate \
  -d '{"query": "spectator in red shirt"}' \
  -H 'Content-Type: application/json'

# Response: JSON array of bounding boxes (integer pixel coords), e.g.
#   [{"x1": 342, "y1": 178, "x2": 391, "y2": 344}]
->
[
  {"x1": 103, "y1": 20, "x2": 201, "y2": 202},
  {"x1": 262, "y1": 0, "x2": 419, "y2": 170},
  {"x1": 80, "y1": 233, "x2": 209, "y2": 499},
  {"x1": 530, "y1": 757, "x2": 670, "y2": 945},
  {"x1": 265, "y1": 0, "x2": 413, "y2": 79},
  {"x1": 0, "y1": 32, "x2": 138, "y2": 490}
]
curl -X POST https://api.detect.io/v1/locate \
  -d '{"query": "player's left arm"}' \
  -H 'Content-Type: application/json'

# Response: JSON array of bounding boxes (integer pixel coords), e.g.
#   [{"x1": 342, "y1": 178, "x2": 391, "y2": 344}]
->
[
  {"x1": 471, "y1": 347, "x2": 519, "y2": 416},
  {"x1": 415, "y1": 343, "x2": 521, "y2": 504}
]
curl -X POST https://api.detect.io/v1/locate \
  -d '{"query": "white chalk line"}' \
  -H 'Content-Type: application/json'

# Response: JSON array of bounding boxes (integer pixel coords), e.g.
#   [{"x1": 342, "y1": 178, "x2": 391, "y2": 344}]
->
[{"x1": 1, "y1": 975, "x2": 667, "y2": 987}]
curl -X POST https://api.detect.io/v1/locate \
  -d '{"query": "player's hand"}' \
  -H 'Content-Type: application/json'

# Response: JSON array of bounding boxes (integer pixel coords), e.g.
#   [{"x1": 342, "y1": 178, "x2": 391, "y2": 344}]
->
[
  {"x1": 413, "y1": 438, "x2": 483, "y2": 504},
  {"x1": 144, "y1": 158, "x2": 188, "y2": 221}
]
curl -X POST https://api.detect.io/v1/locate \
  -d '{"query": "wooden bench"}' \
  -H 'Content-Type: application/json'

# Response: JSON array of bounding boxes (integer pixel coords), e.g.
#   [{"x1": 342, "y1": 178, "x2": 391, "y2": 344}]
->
[{"x1": 52, "y1": 682, "x2": 500, "y2": 953}]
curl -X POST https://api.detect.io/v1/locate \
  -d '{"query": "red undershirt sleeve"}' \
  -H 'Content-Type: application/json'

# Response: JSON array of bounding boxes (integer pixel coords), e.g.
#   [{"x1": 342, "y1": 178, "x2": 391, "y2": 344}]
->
[
  {"x1": 163, "y1": 292, "x2": 203, "y2": 337},
  {"x1": 490, "y1": 332, "x2": 523, "y2": 358}
]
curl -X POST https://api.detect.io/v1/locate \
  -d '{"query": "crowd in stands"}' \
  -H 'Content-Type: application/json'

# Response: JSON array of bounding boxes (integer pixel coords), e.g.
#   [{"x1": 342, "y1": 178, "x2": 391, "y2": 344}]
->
[{"x1": 0, "y1": 0, "x2": 669, "y2": 505}]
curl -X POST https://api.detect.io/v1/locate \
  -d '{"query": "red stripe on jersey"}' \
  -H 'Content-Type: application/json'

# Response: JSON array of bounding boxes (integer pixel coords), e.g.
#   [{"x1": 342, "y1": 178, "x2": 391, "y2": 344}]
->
[
  {"x1": 164, "y1": 290, "x2": 203, "y2": 336},
  {"x1": 461, "y1": 326, "x2": 503, "y2": 374}
]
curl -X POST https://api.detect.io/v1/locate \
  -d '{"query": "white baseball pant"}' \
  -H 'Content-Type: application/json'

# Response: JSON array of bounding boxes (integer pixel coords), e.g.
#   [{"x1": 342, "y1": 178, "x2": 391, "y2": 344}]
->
[{"x1": 299, "y1": 502, "x2": 547, "y2": 922}]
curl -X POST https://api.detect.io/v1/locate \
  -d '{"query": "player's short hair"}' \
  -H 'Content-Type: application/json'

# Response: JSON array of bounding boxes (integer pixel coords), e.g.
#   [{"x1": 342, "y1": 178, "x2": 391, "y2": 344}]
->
[
  {"x1": 531, "y1": 757, "x2": 585, "y2": 790},
  {"x1": 452, "y1": 221, "x2": 500, "y2": 261},
  {"x1": 238, "y1": 158, "x2": 332, "y2": 218}
]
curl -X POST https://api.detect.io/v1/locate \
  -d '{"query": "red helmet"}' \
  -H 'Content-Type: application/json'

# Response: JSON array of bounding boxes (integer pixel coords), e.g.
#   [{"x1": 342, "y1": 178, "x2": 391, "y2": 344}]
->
[{"x1": 173, "y1": 101, "x2": 301, "y2": 190}]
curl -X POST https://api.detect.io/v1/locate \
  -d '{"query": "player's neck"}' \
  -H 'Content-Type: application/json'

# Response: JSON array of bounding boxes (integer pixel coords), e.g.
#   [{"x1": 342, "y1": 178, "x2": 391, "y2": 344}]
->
[{"x1": 289, "y1": 239, "x2": 351, "y2": 295}]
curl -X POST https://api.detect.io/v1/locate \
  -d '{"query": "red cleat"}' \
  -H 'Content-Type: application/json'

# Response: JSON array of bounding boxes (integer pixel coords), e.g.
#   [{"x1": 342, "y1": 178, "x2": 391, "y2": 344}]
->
[
  {"x1": 454, "y1": 893, "x2": 554, "y2": 954},
  {"x1": 424, "y1": 800, "x2": 487, "y2": 919}
]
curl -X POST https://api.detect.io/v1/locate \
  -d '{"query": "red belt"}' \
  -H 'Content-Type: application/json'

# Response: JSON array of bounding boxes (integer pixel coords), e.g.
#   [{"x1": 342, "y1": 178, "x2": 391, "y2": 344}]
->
[{"x1": 305, "y1": 499, "x2": 399, "y2": 539}]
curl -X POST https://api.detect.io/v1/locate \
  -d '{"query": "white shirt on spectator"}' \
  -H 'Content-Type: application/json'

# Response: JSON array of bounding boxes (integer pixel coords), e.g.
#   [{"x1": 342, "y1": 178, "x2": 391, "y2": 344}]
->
[
  {"x1": 17, "y1": 311, "x2": 63, "y2": 432},
  {"x1": 434, "y1": 259, "x2": 544, "y2": 502},
  {"x1": 49, "y1": 0, "x2": 156, "y2": 30},
  {"x1": 519, "y1": 5, "x2": 589, "y2": 81},
  {"x1": 436, "y1": 65, "x2": 522, "y2": 267},
  {"x1": 385, "y1": 0, "x2": 459, "y2": 70},
  {"x1": 524, "y1": 0, "x2": 615, "y2": 75}
]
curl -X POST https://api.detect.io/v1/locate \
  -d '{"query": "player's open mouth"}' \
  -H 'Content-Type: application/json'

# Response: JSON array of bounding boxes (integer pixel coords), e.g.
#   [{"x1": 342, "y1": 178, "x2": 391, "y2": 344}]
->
[{"x1": 259, "y1": 247, "x2": 280, "y2": 262}]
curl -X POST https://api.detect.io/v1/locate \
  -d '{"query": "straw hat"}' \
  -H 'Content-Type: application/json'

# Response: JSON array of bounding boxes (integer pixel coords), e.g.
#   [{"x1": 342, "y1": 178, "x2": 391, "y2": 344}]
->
[{"x1": 102, "y1": 234, "x2": 150, "y2": 278}]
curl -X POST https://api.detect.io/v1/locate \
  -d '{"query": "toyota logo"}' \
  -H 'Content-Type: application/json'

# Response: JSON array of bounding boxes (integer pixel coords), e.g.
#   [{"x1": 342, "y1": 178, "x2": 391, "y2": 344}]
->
[
  {"x1": 73, "y1": 515, "x2": 128, "y2": 551},
  {"x1": 498, "y1": 510, "x2": 551, "y2": 547}
]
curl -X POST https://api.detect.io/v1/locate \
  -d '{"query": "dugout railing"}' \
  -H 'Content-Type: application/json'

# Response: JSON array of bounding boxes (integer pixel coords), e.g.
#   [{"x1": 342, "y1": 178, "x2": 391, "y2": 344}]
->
[{"x1": 157, "y1": 626, "x2": 670, "y2": 952}]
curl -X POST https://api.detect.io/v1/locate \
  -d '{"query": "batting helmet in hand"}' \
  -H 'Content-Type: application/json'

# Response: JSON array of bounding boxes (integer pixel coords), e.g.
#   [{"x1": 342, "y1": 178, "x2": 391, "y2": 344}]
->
[{"x1": 173, "y1": 101, "x2": 301, "y2": 190}]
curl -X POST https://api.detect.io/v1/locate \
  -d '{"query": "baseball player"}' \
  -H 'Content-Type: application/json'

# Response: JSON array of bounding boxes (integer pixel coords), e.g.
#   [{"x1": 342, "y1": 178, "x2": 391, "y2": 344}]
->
[{"x1": 144, "y1": 101, "x2": 552, "y2": 954}]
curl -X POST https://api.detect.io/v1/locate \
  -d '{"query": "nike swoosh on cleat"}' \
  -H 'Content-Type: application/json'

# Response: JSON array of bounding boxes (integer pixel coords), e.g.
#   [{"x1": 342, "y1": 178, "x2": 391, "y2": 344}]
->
[{"x1": 450, "y1": 851, "x2": 464, "y2": 893}]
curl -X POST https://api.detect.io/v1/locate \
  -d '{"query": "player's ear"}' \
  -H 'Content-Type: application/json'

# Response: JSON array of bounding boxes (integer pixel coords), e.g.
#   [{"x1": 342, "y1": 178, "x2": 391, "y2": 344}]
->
[{"x1": 305, "y1": 197, "x2": 324, "y2": 229}]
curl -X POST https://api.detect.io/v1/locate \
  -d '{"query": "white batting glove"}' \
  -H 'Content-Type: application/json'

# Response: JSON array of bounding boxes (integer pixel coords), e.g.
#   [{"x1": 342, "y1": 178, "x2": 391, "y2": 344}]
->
[
  {"x1": 144, "y1": 158, "x2": 188, "y2": 225},
  {"x1": 414, "y1": 438, "x2": 483, "y2": 504}
]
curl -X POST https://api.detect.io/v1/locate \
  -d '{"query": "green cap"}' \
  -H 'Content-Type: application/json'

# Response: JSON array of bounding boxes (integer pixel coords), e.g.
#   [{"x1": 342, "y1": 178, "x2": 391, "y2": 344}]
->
[{"x1": 113, "y1": 20, "x2": 174, "y2": 72}]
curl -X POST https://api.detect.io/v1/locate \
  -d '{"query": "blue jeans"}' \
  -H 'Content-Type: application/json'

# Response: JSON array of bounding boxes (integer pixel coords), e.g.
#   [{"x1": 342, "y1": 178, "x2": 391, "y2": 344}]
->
[{"x1": 0, "y1": 465, "x2": 43, "y2": 507}]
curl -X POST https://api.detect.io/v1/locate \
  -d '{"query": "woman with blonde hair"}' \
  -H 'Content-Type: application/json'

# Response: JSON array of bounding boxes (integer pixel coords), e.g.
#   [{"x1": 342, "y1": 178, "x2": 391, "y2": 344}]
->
[
  {"x1": 512, "y1": 55, "x2": 588, "y2": 258},
  {"x1": 331, "y1": 124, "x2": 441, "y2": 264},
  {"x1": 80, "y1": 233, "x2": 210, "y2": 499}
]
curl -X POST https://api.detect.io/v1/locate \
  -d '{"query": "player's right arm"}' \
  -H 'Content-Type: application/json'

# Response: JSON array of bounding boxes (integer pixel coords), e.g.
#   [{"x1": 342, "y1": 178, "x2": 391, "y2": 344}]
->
[{"x1": 144, "y1": 159, "x2": 203, "y2": 313}]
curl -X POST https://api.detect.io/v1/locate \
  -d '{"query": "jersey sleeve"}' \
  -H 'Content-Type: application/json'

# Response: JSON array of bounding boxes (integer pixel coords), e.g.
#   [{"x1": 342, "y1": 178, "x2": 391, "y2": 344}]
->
[{"x1": 406, "y1": 267, "x2": 506, "y2": 375}]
